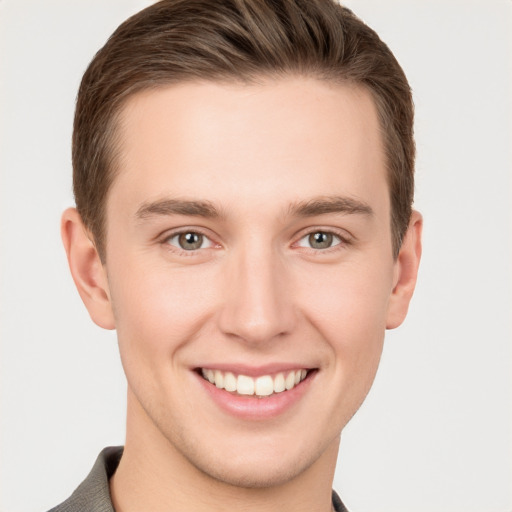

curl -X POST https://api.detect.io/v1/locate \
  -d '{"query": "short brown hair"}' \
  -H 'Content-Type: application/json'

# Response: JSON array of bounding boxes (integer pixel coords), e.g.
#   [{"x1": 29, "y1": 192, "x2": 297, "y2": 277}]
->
[{"x1": 73, "y1": 0, "x2": 414, "y2": 260}]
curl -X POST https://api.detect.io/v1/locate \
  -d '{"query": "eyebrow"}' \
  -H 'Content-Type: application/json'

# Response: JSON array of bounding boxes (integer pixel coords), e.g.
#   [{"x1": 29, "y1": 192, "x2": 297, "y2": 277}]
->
[
  {"x1": 135, "y1": 195, "x2": 373, "y2": 221},
  {"x1": 288, "y1": 195, "x2": 374, "y2": 218},
  {"x1": 135, "y1": 199, "x2": 221, "y2": 220}
]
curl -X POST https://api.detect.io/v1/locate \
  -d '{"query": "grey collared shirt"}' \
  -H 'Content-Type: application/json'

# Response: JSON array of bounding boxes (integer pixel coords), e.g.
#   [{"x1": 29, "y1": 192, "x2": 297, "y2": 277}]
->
[
  {"x1": 48, "y1": 447, "x2": 122, "y2": 512},
  {"x1": 48, "y1": 446, "x2": 348, "y2": 511}
]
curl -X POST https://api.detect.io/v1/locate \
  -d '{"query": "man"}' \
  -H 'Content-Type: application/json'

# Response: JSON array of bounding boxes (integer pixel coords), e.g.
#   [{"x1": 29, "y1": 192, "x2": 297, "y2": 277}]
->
[{"x1": 53, "y1": 0, "x2": 421, "y2": 510}]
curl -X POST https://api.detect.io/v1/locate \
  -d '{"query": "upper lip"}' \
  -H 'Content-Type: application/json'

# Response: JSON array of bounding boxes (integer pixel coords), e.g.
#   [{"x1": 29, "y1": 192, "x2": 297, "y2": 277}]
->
[{"x1": 194, "y1": 363, "x2": 315, "y2": 377}]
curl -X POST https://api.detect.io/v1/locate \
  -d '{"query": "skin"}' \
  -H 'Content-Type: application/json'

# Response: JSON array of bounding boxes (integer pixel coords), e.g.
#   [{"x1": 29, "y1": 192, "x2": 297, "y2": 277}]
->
[{"x1": 62, "y1": 77, "x2": 422, "y2": 512}]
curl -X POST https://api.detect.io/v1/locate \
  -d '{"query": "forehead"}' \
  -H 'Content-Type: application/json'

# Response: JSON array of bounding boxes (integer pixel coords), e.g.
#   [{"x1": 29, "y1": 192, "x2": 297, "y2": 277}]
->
[{"x1": 111, "y1": 77, "x2": 388, "y2": 219}]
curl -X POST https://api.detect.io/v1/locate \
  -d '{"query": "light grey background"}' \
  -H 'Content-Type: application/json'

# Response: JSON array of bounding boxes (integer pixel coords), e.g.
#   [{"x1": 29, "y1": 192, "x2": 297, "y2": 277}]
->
[{"x1": 1, "y1": 1, "x2": 511, "y2": 511}]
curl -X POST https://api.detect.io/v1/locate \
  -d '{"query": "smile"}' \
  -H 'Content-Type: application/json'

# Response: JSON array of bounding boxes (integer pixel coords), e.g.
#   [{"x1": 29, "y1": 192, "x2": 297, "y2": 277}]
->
[{"x1": 200, "y1": 368, "x2": 309, "y2": 397}]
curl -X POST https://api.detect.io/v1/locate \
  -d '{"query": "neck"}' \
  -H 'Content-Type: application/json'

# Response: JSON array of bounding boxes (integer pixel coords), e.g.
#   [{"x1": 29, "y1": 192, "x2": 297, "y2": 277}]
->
[{"x1": 110, "y1": 390, "x2": 339, "y2": 512}]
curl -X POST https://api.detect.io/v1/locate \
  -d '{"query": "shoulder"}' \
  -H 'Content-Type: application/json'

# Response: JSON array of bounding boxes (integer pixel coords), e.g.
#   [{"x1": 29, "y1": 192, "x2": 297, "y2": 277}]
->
[
  {"x1": 332, "y1": 489, "x2": 350, "y2": 512},
  {"x1": 47, "y1": 446, "x2": 123, "y2": 512}
]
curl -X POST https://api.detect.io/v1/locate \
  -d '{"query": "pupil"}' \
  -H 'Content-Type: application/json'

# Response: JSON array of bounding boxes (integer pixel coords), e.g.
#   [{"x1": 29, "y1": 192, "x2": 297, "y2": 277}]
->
[
  {"x1": 179, "y1": 232, "x2": 203, "y2": 250},
  {"x1": 309, "y1": 232, "x2": 332, "y2": 249}
]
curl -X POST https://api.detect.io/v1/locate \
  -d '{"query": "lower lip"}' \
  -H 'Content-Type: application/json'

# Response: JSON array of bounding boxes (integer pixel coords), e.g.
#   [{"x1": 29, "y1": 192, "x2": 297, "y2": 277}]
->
[{"x1": 195, "y1": 371, "x2": 315, "y2": 420}]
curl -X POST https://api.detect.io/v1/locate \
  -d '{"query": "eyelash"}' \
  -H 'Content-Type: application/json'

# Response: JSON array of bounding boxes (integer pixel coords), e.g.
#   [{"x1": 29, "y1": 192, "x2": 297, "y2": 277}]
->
[{"x1": 160, "y1": 227, "x2": 351, "y2": 255}]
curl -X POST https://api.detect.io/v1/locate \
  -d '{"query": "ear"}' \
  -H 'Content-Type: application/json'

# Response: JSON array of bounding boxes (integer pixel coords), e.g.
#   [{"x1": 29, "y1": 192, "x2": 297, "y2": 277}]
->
[
  {"x1": 386, "y1": 210, "x2": 423, "y2": 329},
  {"x1": 61, "y1": 207, "x2": 115, "y2": 330}
]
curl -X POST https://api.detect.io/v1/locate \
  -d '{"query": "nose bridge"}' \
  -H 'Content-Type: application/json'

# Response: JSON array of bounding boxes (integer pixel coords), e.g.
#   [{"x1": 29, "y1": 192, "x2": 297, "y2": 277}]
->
[{"x1": 218, "y1": 236, "x2": 295, "y2": 344}]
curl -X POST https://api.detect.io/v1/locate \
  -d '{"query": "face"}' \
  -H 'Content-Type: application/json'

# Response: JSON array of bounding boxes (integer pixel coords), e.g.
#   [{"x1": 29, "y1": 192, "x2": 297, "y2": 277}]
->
[{"x1": 100, "y1": 78, "x2": 400, "y2": 487}]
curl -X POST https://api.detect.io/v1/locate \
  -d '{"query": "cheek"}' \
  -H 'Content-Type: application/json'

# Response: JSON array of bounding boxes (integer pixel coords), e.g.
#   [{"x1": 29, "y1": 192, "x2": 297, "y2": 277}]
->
[
  {"x1": 303, "y1": 261, "x2": 392, "y2": 329},
  {"x1": 108, "y1": 256, "x2": 218, "y2": 369},
  {"x1": 297, "y1": 259, "x2": 393, "y2": 368}
]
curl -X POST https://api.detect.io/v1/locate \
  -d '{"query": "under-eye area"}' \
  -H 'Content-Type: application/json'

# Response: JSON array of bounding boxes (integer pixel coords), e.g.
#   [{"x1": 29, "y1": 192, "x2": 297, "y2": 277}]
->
[{"x1": 197, "y1": 368, "x2": 315, "y2": 397}]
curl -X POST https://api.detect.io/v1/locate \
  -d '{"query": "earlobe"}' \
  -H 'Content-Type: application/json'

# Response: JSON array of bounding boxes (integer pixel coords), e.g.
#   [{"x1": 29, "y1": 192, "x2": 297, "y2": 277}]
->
[
  {"x1": 386, "y1": 210, "x2": 423, "y2": 330},
  {"x1": 61, "y1": 208, "x2": 116, "y2": 330}
]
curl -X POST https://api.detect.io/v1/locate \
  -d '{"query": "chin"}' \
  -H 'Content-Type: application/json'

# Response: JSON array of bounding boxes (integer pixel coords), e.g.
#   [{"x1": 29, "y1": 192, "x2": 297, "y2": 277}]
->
[
  {"x1": 212, "y1": 467, "x2": 295, "y2": 489},
  {"x1": 191, "y1": 451, "x2": 315, "y2": 489},
  {"x1": 170, "y1": 426, "x2": 335, "y2": 490}
]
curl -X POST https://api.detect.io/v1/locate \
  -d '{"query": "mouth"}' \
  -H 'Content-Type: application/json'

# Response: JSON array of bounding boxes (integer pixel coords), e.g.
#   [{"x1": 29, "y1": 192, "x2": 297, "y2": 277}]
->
[{"x1": 198, "y1": 368, "x2": 311, "y2": 397}]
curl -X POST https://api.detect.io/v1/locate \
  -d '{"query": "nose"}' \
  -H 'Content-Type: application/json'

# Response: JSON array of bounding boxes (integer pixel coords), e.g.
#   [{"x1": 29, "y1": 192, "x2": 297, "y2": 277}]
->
[{"x1": 217, "y1": 242, "x2": 297, "y2": 346}]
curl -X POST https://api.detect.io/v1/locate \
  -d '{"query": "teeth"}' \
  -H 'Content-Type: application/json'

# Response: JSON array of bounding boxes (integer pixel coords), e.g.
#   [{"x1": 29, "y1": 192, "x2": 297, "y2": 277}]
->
[
  {"x1": 255, "y1": 375, "x2": 274, "y2": 396},
  {"x1": 273, "y1": 373, "x2": 285, "y2": 393},
  {"x1": 237, "y1": 375, "x2": 255, "y2": 395},
  {"x1": 285, "y1": 371, "x2": 295, "y2": 390},
  {"x1": 201, "y1": 368, "x2": 309, "y2": 396},
  {"x1": 214, "y1": 370, "x2": 224, "y2": 389},
  {"x1": 224, "y1": 372, "x2": 237, "y2": 392}
]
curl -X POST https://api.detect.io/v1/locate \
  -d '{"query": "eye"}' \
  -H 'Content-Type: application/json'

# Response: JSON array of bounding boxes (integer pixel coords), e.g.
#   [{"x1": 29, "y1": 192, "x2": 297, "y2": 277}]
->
[
  {"x1": 166, "y1": 231, "x2": 213, "y2": 251},
  {"x1": 297, "y1": 231, "x2": 342, "y2": 250}
]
